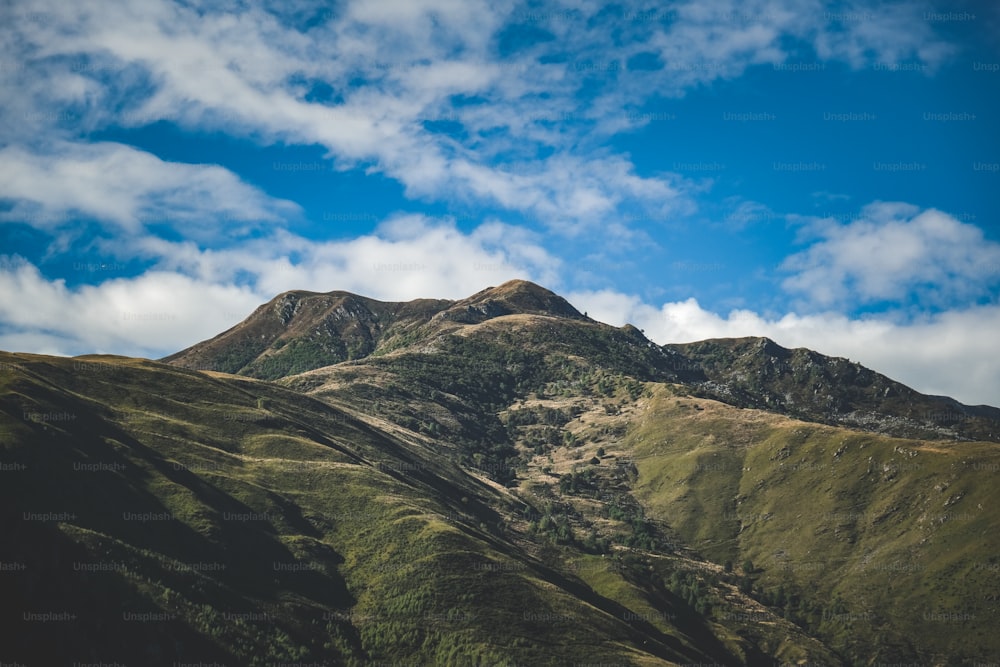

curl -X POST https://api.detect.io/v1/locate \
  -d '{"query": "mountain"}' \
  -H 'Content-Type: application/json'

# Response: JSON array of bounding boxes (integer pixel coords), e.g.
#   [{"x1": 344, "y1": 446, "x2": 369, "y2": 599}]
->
[
  {"x1": 161, "y1": 289, "x2": 452, "y2": 378},
  {"x1": 162, "y1": 280, "x2": 587, "y2": 379},
  {"x1": 0, "y1": 352, "x2": 826, "y2": 666},
  {"x1": 3, "y1": 280, "x2": 999, "y2": 666},
  {"x1": 167, "y1": 280, "x2": 1000, "y2": 444}
]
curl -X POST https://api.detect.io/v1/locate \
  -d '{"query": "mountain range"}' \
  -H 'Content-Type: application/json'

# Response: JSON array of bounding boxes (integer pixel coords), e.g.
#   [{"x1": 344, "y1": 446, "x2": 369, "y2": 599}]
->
[{"x1": 2, "y1": 279, "x2": 998, "y2": 666}]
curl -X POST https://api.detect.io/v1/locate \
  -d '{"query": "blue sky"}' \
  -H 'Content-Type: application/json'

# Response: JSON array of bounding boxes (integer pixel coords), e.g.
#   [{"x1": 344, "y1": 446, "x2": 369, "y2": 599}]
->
[{"x1": 1, "y1": 0, "x2": 999, "y2": 406}]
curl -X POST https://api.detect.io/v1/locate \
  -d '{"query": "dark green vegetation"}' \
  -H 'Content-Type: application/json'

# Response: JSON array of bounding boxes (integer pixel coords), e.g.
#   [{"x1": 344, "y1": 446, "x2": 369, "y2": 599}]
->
[{"x1": 2, "y1": 280, "x2": 998, "y2": 665}]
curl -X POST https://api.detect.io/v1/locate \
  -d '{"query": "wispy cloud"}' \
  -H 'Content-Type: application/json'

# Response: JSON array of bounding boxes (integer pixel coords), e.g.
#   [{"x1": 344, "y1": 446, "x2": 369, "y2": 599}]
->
[
  {"x1": 811, "y1": 0, "x2": 955, "y2": 69},
  {"x1": 0, "y1": 142, "x2": 299, "y2": 238}
]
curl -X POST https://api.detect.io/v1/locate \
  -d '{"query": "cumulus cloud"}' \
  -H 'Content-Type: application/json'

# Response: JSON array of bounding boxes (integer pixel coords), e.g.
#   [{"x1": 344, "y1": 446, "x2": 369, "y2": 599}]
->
[
  {"x1": 781, "y1": 203, "x2": 1000, "y2": 309},
  {"x1": 0, "y1": 258, "x2": 262, "y2": 357},
  {"x1": 126, "y1": 214, "x2": 561, "y2": 299}
]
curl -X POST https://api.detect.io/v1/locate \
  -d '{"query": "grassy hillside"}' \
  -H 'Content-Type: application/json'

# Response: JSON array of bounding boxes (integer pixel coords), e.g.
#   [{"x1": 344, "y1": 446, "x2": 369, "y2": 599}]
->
[
  {"x1": 625, "y1": 386, "x2": 1000, "y2": 665},
  {"x1": 0, "y1": 351, "x2": 768, "y2": 666},
  {"x1": 5, "y1": 281, "x2": 999, "y2": 665},
  {"x1": 270, "y1": 307, "x2": 1000, "y2": 665}
]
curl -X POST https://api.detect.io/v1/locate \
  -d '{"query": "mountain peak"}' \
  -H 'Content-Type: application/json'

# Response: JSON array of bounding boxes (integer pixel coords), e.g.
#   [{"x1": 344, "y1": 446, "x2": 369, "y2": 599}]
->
[
  {"x1": 165, "y1": 281, "x2": 589, "y2": 377},
  {"x1": 474, "y1": 279, "x2": 566, "y2": 304},
  {"x1": 436, "y1": 279, "x2": 585, "y2": 324},
  {"x1": 490, "y1": 278, "x2": 551, "y2": 293}
]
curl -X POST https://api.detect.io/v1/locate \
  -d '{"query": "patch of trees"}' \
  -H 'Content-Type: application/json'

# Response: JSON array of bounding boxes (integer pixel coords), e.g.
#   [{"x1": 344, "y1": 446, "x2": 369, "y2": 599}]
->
[
  {"x1": 603, "y1": 501, "x2": 666, "y2": 552},
  {"x1": 558, "y1": 469, "x2": 599, "y2": 495},
  {"x1": 504, "y1": 405, "x2": 577, "y2": 428},
  {"x1": 527, "y1": 503, "x2": 576, "y2": 546},
  {"x1": 665, "y1": 569, "x2": 713, "y2": 616}
]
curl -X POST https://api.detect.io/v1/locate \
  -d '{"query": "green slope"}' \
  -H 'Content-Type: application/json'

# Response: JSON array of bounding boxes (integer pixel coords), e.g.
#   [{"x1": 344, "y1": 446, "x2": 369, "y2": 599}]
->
[
  {"x1": 626, "y1": 387, "x2": 1000, "y2": 665},
  {"x1": 0, "y1": 352, "x2": 743, "y2": 666},
  {"x1": 5, "y1": 280, "x2": 999, "y2": 666}
]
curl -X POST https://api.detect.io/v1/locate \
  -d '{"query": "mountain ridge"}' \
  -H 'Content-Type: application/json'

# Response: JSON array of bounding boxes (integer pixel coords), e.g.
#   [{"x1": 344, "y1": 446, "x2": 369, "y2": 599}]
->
[
  {"x1": 164, "y1": 280, "x2": 1000, "y2": 443},
  {"x1": 669, "y1": 335, "x2": 1000, "y2": 442},
  {"x1": 161, "y1": 280, "x2": 586, "y2": 376}
]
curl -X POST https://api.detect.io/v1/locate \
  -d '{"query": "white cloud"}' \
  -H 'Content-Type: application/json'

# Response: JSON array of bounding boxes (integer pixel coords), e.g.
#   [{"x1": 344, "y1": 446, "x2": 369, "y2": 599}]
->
[
  {"x1": 781, "y1": 203, "x2": 1000, "y2": 308},
  {"x1": 812, "y1": 1, "x2": 955, "y2": 70},
  {"x1": 125, "y1": 214, "x2": 562, "y2": 300},
  {"x1": 0, "y1": 259, "x2": 262, "y2": 357},
  {"x1": 0, "y1": 0, "x2": 986, "y2": 412},
  {"x1": 0, "y1": 142, "x2": 299, "y2": 238},
  {"x1": 569, "y1": 200, "x2": 1000, "y2": 408},
  {"x1": 1, "y1": 0, "x2": 693, "y2": 234},
  {"x1": 0, "y1": 0, "x2": 959, "y2": 236},
  {"x1": 569, "y1": 288, "x2": 1000, "y2": 408}
]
